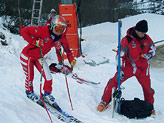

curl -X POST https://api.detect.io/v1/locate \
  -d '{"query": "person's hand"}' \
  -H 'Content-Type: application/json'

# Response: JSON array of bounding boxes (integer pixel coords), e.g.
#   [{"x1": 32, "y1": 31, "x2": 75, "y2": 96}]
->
[
  {"x1": 71, "y1": 59, "x2": 76, "y2": 67},
  {"x1": 61, "y1": 66, "x2": 72, "y2": 75},
  {"x1": 36, "y1": 39, "x2": 44, "y2": 47},
  {"x1": 141, "y1": 53, "x2": 152, "y2": 59},
  {"x1": 54, "y1": 41, "x2": 61, "y2": 49},
  {"x1": 141, "y1": 54, "x2": 145, "y2": 58}
]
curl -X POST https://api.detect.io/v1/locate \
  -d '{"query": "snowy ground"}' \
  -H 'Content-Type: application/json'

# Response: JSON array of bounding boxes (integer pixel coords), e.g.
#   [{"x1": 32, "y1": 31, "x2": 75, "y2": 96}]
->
[{"x1": 0, "y1": 13, "x2": 164, "y2": 123}]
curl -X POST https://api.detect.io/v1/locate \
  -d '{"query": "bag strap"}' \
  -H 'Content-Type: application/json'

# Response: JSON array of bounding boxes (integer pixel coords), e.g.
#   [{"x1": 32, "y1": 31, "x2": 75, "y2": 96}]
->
[{"x1": 126, "y1": 35, "x2": 132, "y2": 43}]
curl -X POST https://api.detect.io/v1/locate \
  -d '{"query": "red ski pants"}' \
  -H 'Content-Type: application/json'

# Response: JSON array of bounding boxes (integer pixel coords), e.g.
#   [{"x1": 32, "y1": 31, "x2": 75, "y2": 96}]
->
[
  {"x1": 101, "y1": 65, "x2": 154, "y2": 105},
  {"x1": 20, "y1": 53, "x2": 52, "y2": 93}
]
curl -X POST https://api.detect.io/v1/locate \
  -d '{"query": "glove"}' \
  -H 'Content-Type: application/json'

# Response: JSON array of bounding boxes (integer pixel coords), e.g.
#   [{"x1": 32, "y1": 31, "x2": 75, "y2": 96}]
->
[
  {"x1": 36, "y1": 39, "x2": 44, "y2": 47},
  {"x1": 61, "y1": 66, "x2": 72, "y2": 75},
  {"x1": 49, "y1": 63, "x2": 61, "y2": 73},
  {"x1": 141, "y1": 52, "x2": 152, "y2": 60},
  {"x1": 113, "y1": 89, "x2": 122, "y2": 99},
  {"x1": 54, "y1": 41, "x2": 61, "y2": 50},
  {"x1": 141, "y1": 54, "x2": 145, "y2": 58},
  {"x1": 71, "y1": 59, "x2": 76, "y2": 67}
]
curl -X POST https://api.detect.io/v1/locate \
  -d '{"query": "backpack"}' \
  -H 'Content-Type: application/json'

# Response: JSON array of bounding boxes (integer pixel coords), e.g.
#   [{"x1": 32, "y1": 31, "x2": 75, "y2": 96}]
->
[{"x1": 120, "y1": 98, "x2": 153, "y2": 119}]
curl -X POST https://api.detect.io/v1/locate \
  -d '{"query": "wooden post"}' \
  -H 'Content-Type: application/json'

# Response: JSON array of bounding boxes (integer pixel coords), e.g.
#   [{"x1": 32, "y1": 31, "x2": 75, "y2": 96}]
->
[{"x1": 113, "y1": 0, "x2": 118, "y2": 22}]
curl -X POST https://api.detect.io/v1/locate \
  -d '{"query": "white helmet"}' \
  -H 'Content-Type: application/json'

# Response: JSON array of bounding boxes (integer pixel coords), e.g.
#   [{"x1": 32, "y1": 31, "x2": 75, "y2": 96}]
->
[
  {"x1": 50, "y1": 9, "x2": 56, "y2": 13},
  {"x1": 50, "y1": 15, "x2": 67, "y2": 34}
]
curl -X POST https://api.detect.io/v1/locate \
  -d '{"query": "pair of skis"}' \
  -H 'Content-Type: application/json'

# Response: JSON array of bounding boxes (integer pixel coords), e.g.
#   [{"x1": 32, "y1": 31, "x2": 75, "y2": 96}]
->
[{"x1": 29, "y1": 97, "x2": 82, "y2": 123}]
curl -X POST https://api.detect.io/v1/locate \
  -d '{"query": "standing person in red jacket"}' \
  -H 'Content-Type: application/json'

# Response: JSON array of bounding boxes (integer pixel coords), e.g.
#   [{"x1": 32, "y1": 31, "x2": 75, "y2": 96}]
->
[
  {"x1": 46, "y1": 9, "x2": 57, "y2": 26},
  {"x1": 20, "y1": 15, "x2": 76, "y2": 106},
  {"x1": 97, "y1": 20, "x2": 156, "y2": 114}
]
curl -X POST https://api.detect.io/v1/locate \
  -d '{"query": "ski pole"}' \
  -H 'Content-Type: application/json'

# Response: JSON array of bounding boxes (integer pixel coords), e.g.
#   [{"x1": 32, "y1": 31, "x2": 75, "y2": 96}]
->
[
  {"x1": 59, "y1": 49, "x2": 74, "y2": 110},
  {"x1": 39, "y1": 47, "x2": 53, "y2": 123},
  {"x1": 117, "y1": 19, "x2": 122, "y2": 114}
]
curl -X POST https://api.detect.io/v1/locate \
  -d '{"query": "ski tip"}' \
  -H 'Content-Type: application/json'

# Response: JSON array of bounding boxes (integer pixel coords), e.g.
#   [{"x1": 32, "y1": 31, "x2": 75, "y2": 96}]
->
[{"x1": 93, "y1": 82, "x2": 100, "y2": 85}]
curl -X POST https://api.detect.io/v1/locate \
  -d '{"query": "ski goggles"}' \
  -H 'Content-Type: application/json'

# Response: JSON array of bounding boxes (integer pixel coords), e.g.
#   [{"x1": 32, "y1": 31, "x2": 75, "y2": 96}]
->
[{"x1": 53, "y1": 25, "x2": 66, "y2": 34}]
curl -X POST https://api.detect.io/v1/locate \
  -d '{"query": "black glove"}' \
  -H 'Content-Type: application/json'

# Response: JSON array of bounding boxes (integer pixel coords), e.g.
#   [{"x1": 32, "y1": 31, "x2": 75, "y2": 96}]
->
[
  {"x1": 113, "y1": 89, "x2": 122, "y2": 99},
  {"x1": 120, "y1": 71, "x2": 124, "y2": 80}
]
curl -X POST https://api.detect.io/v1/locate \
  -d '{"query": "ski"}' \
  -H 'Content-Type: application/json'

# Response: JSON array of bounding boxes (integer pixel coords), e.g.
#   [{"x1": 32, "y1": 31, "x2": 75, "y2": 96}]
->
[
  {"x1": 111, "y1": 87, "x2": 116, "y2": 118},
  {"x1": 28, "y1": 97, "x2": 82, "y2": 123},
  {"x1": 71, "y1": 73, "x2": 100, "y2": 85},
  {"x1": 154, "y1": 39, "x2": 164, "y2": 44},
  {"x1": 111, "y1": 87, "x2": 123, "y2": 118}
]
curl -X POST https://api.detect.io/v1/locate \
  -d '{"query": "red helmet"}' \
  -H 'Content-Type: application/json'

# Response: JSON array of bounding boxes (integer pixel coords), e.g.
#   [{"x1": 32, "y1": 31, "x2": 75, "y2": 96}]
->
[{"x1": 50, "y1": 15, "x2": 67, "y2": 34}]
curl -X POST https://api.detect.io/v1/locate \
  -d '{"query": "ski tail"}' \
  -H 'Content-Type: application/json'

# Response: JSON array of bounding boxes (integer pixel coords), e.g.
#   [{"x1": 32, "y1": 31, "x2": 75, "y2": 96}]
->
[{"x1": 111, "y1": 87, "x2": 116, "y2": 118}]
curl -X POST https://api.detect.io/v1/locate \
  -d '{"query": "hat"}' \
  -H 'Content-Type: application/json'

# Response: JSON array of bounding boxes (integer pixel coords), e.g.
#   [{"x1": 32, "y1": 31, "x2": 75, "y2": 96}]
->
[
  {"x1": 135, "y1": 20, "x2": 148, "y2": 33},
  {"x1": 51, "y1": 9, "x2": 56, "y2": 13}
]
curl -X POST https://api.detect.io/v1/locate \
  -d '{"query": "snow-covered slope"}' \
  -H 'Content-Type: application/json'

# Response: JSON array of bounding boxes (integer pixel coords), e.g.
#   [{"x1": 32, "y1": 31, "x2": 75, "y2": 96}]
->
[{"x1": 0, "y1": 13, "x2": 164, "y2": 123}]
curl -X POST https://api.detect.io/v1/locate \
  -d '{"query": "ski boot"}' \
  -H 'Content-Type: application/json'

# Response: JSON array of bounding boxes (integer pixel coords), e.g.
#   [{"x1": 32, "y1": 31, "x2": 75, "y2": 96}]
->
[
  {"x1": 26, "y1": 90, "x2": 40, "y2": 103},
  {"x1": 43, "y1": 92, "x2": 61, "y2": 111},
  {"x1": 97, "y1": 101, "x2": 108, "y2": 112}
]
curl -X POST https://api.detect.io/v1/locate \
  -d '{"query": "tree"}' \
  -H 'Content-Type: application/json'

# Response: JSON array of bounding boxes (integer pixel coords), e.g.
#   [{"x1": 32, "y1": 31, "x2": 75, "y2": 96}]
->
[{"x1": 0, "y1": 0, "x2": 163, "y2": 34}]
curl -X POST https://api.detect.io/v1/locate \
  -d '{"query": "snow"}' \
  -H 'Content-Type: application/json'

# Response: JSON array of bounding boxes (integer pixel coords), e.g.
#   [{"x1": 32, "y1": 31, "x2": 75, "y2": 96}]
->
[{"x1": 0, "y1": 13, "x2": 164, "y2": 123}]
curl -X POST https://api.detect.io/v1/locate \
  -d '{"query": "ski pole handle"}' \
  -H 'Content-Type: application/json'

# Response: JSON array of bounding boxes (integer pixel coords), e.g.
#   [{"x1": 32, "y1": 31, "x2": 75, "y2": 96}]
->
[{"x1": 117, "y1": 19, "x2": 122, "y2": 114}]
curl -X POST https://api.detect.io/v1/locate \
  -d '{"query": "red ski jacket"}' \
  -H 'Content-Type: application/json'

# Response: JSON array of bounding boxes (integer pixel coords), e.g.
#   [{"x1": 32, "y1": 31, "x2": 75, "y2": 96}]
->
[
  {"x1": 119, "y1": 27, "x2": 156, "y2": 74},
  {"x1": 21, "y1": 26, "x2": 74, "y2": 63}
]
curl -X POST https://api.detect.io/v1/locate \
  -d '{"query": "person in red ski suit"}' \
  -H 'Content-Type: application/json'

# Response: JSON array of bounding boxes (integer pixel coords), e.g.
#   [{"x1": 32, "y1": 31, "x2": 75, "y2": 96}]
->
[
  {"x1": 20, "y1": 15, "x2": 76, "y2": 103},
  {"x1": 46, "y1": 9, "x2": 57, "y2": 26},
  {"x1": 97, "y1": 20, "x2": 156, "y2": 113}
]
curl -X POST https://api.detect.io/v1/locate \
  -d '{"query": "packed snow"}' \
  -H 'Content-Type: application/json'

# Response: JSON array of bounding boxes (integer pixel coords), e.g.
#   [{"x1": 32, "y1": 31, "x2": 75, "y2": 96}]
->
[{"x1": 0, "y1": 13, "x2": 164, "y2": 123}]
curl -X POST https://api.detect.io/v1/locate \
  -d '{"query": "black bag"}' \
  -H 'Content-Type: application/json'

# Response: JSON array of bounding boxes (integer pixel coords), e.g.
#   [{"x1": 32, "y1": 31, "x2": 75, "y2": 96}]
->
[{"x1": 120, "y1": 98, "x2": 153, "y2": 119}]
